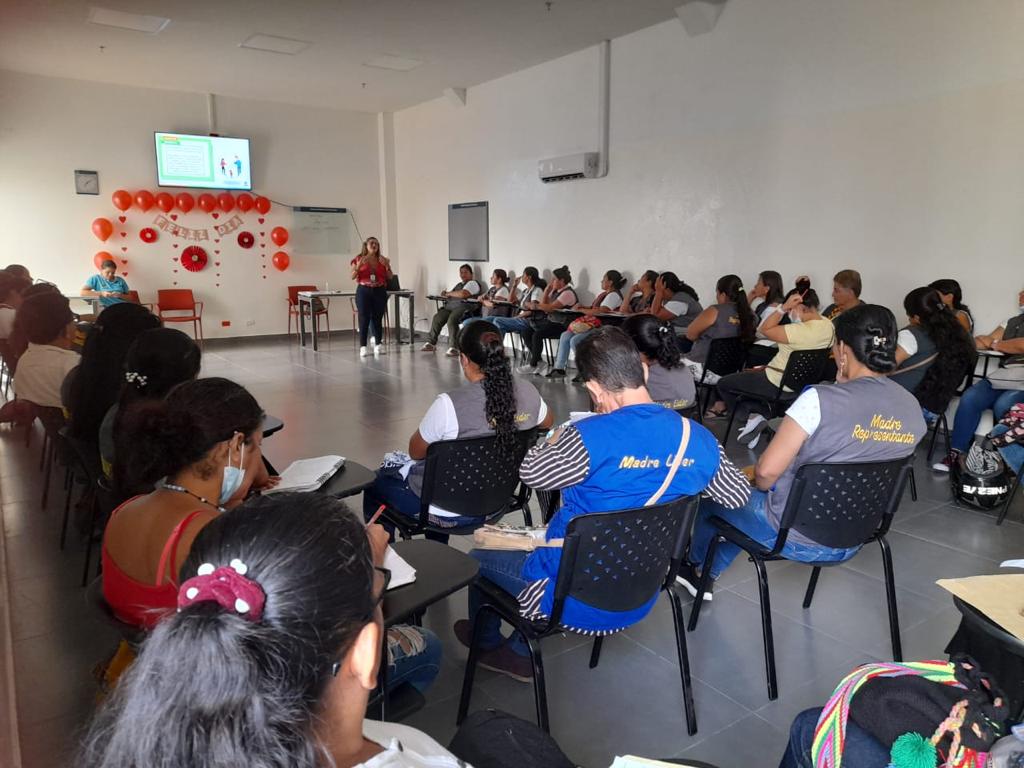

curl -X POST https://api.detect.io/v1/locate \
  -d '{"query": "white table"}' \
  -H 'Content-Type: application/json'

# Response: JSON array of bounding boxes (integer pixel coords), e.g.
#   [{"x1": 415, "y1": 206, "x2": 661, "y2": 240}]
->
[
  {"x1": 298, "y1": 290, "x2": 415, "y2": 351},
  {"x1": 64, "y1": 294, "x2": 101, "y2": 315}
]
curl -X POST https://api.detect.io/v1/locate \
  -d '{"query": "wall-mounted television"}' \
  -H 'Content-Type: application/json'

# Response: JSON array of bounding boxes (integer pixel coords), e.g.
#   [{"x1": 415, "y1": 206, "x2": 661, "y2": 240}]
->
[{"x1": 154, "y1": 132, "x2": 252, "y2": 190}]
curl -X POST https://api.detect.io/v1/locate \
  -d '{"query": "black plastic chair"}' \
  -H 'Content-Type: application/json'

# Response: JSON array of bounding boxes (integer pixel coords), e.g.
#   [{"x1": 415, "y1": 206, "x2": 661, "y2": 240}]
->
[
  {"x1": 457, "y1": 496, "x2": 701, "y2": 736},
  {"x1": 694, "y1": 337, "x2": 747, "y2": 421},
  {"x1": 688, "y1": 458, "x2": 913, "y2": 701},
  {"x1": 997, "y1": 462, "x2": 1024, "y2": 526},
  {"x1": 950, "y1": 596, "x2": 1024, "y2": 720},
  {"x1": 35, "y1": 405, "x2": 65, "y2": 510},
  {"x1": 379, "y1": 430, "x2": 537, "y2": 539},
  {"x1": 723, "y1": 347, "x2": 831, "y2": 447}
]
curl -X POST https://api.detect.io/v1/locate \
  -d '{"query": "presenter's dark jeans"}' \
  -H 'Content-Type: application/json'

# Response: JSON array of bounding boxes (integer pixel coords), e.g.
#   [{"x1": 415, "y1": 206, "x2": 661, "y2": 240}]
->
[
  {"x1": 356, "y1": 284, "x2": 388, "y2": 347},
  {"x1": 522, "y1": 319, "x2": 566, "y2": 366}
]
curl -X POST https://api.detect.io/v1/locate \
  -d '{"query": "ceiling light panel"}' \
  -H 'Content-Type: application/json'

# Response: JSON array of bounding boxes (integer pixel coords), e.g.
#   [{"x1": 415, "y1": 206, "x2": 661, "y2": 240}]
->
[
  {"x1": 239, "y1": 34, "x2": 311, "y2": 55},
  {"x1": 363, "y1": 54, "x2": 424, "y2": 72},
  {"x1": 88, "y1": 7, "x2": 170, "y2": 34}
]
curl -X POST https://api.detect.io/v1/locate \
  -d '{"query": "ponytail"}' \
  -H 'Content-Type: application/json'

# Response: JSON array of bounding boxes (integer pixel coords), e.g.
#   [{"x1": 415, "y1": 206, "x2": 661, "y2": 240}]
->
[
  {"x1": 659, "y1": 271, "x2": 700, "y2": 303},
  {"x1": 716, "y1": 274, "x2": 757, "y2": 343},
  {"x1": 605, "y1": 270, "x2": 627, "y2": 291},
  {"x1": 458, "y1": 322, "x2": 517, "y2": 455},
  {"x1": 622, "y1": 314, "x2": 683, "y2": 370}
]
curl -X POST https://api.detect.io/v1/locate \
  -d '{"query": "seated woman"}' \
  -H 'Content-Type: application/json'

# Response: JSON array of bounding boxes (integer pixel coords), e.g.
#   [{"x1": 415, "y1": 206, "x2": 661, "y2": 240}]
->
[
  {"x1": 989, "y1": 403, "x2": 1024, "y2": 477},
  {"x1": 421, "y1": 263, "x2": 482, "y2": 355},
  {"x1": 99, "y1": 328, "x2": 202, "y2": 476},
  {"x1": 890, "y1": 286, "x2": 976, "y2": 419},
  {"x1": 517, "y1": 265, "x2": 579, "y2": 374},
  {"x1": 452, "y1": 327, "x2": 749, "y2": 681},
  {"x1": 748, "y1": 270, "x2": 787, "y2": 324},
  {"x1": 545, "y1": 269, "x2": 627, "y2": 379},
  {"x1": 650, "y1": 272, "x2": 703, "y2": 343},
  {"x1": 12, "y1": 291, "x2": 80, "y2": 409},
  {"x1": 81, "y1": 259, "x2": 131, "y2": 309},
  {"x1": 682, "y1": 273, "x2": 757, "y2": 385},
  {"x1": 822, "y1": 269, "x2": 863, "y2": 320},
  {"x1": 716, "y1": 289, "x2": 834, "y2": 446},
  {"x1": 622, "y1": 314, "x2": 695, "y2": 408},
  {"x1": 680, "y1": 305, "x2": 926, "y2": 600},
  {"x1": 80, "y1": 494, "x2": 453, "y2": 767},
  {"x1": 364, "y1": 320, "x2": 553, "y2": 537},
  {"x1": 929, "y1": 278, "x2": 973, "y2": 334},
  {"x1": 486, "y1": 266, "x2": 545, "y2": 337},
  {"x1": 618, "y1": 269, "x2": 659, "y2": 317},
  {"x1": 934, "y1": 286, "x2": 1024, "y2": 472},
  {"x1": 65, "y1": 302, "x2": 161, "y2": 444},
  {"x1": 461, "y1": 268, "x2": 512, "y2": 329},
  {"x1": 0, "y1": 270, "x2": 30, "y2": 342}
]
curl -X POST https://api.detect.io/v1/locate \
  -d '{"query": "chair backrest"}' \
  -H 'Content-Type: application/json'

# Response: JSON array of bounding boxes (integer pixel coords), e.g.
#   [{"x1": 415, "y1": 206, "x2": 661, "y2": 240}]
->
[
  {"x1": 126, "y1": 290, "x2": 142, "y2": 304},
  {"x1": 288, "y1": 285, "x2": 318, "y2": 306},
  {"x1": 156, "y1": 289, "x2": 196, "y2": 312},
  {"x1": 420, "y1": 430, "x2": 537, "y2": 520},
  {"x1": 704, "y1": 337, "x2": 747, "y2": 379},
  {"x1": 779, "y1": 458, "x2": 912, "y2": 550},
  {"x1": 779, "y1": 347, "x2": 832, "y2": 394},
  {"x1": 547, "y1": 496, "x2": 700, "y2": 625},
  {"x1": 61, "y1": 426, "x2": 102, "y2": 483}
]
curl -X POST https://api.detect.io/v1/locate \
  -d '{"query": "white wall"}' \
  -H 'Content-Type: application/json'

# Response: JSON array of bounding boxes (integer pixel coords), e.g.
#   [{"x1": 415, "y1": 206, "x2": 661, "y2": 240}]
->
[
  {"x1": 393, "y1": 0, "x2": 1024, "y2": 332},
  {"x1": 0, "y1": 70, "x2": 381, "y2": 338}
]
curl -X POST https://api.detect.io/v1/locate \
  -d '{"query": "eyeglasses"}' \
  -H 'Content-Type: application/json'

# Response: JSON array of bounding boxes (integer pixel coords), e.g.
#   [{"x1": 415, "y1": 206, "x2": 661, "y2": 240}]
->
[{"x1": 331, "y1": 565, "x2": 391, "y2": 678}]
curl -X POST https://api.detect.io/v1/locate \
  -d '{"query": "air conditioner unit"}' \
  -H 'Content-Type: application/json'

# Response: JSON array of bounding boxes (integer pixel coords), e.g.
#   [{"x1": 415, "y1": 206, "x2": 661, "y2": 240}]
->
[{"x1": 538, "y1": 152, "x2": 599, "y2": 183}]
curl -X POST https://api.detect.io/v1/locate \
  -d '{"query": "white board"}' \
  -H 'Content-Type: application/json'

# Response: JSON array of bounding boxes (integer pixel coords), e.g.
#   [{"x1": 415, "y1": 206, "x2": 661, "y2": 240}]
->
[{"x1": 290, "y1": 206, "x2": 355, "y2": 256}]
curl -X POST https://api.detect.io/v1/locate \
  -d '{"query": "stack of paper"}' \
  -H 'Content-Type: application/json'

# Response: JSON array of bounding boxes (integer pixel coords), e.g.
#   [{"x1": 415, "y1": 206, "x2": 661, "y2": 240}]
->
[
  {"x1": 610, "y1": 758, "x2": 700, "y2": 768},
  {"x1": 384, "y1": 547, "x2": 416, "y2": 589},
  {"x1": 263, "y1": 455, "x2": 345, "y2": 494}
]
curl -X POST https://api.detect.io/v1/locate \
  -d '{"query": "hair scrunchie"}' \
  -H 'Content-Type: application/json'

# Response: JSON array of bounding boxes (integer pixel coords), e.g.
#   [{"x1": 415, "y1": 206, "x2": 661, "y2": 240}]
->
[{"x1": 177, "y1": 559, "x2": 266, "y2": 622}]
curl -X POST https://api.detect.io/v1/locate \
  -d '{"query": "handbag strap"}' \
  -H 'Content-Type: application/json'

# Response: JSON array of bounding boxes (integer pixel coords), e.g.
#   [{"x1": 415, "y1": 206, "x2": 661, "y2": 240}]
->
[
  {"x1": 644, "y1": 416, "x2": 691, "y2": 507},
  {"x1": 888, "y1": 351, "x2": 938, "y2": 377}
]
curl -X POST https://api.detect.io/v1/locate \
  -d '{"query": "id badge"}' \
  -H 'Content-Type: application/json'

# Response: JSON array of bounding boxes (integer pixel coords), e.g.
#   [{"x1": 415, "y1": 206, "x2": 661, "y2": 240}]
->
[{"x1": 370, "y1": 272, "x2": 377, "y2": 285}]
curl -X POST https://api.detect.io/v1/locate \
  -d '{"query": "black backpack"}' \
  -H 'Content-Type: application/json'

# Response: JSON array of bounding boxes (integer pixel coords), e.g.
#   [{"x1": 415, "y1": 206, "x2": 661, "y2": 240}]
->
[{"x1": 448, "y1": 709, "x2": 577, "y2": 768}]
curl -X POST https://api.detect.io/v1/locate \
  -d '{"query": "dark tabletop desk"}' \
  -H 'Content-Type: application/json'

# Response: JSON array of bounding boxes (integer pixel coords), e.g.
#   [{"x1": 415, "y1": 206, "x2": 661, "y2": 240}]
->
[
  {"x1": 319, "y1": 460, "x2": 377, "y2": 498},
  {"x1": 260, "y1": 415, "x2": 285, "y2": 474},
  {"x1": 383, "y1": 540, "x2": 479, "y2": 626}
]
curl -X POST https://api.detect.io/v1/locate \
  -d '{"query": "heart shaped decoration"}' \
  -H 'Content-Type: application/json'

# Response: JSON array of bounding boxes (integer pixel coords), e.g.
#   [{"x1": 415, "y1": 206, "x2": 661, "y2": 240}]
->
[
  {"x1": 214, "y1": 250, "x2": 220, "y2": 255},
  {"x1": 259, "y1": 231, "x2": 265, "y2": 236},
  {"x1": 173, "y1": 281, "x2": 178, "y2": 285},
  {"x1": 212, "y1": 213, "x2": 219, "y2": 219},
  {"x1": 216, "y1": 283, "x2": 220, "y2": 287},
  {"x1": 258, "y1": 217, "x2": 265, "y2": 224},
  {"x1": 121, "y1": 246, "x2": 127, "y2": 252},
  {"x1": 214, "y1": 261, "x2": 221, "y2": 266},
  {"x1": 216, "y1": 273, "x2": 221, "y2": 277},
  {"x1": 120, "y1": 232, "x2": 127, "y2": 237},
  {"x1": 118, "y1": 216, "x2": 126, "y2": 223},
  {"x1": 120, "y1": 259, "x2": 128, "y2": 265},
  {"x1": 173, "y1": 269, "x2": 178, "y2": 273},
  {"x1": 214, "y1": 239, "x2": 221, "y2": 243},
  {"x1": 172, "y1": 257, "x2": 179, "y2": 262},
  {"x1": 262, "y1": 275, "x2": 267, "y2": 279},
  {"x1": 121, "y1": 271, "x2": 128, "y2": 277},
  {"x1": 172, "y1": 244, "x2": 179, "y2": 249},
  {"x1": 170, "y1": 214, "x2": 178, "y2": 221}
]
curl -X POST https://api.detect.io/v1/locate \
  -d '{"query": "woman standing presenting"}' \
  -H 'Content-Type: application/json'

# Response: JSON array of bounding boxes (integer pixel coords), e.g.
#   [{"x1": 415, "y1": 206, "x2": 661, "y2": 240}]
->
[{"x1": 350, "y1": 236, "x2": 392, "y2": 357}]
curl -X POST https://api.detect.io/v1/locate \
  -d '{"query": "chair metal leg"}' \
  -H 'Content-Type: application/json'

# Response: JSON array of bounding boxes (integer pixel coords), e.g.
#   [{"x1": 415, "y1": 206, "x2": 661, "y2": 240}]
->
[
  {"x1": 456, "y1": 596, "x2": 492, "y2": 724},
  {"x1": 525, "y1": 634, "x2": 550, "y2": 732},
  {"x1": 997, "y1": 467, "x2": 1022, "y2": 526},
  {"x1": 751, "y1": 557, "x2": 779, "y2": 700},
  {"x1": 723, "y1": 402, "x2": 739, "y2": 449},
  {"x1": 802, "y1": 567, "x2": 821, "y2": 609},
  {"x1": 688, "y1": 535, "x2": 720, "y2": 631},
  {"x1": 668, "y1": 587, "x2": 698, "y2": 736},
  {"x1": 41, "y1": 437, "x2": 55, "y2": 509},
  {"x1": 39, "y1": 430, "x2": 48, "y2": 470},
  {"x1": 60, "y1": 477, "x2": 73, "y2": 550},
  {"x1": 588, "y1": 636, "x2": 603, "y2": 669},
  {"x1": 878, "y1": 536, "x2": 902, "y2": 661},
  {"x1": 925, "y1": 417, "x2": 940, "y2": 463},
  {"x1": 908, "y1": 467, "x2": 918, "y2": 502},
  {"x1": 942, "y1": 414, "x2": 951, "y2": 458}
]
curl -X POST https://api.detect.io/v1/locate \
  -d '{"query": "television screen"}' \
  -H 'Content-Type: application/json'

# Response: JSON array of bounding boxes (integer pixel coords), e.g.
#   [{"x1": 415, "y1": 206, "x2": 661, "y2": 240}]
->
[{"x1": 154, "y1": 132, "x2": 252, "y2": 190}]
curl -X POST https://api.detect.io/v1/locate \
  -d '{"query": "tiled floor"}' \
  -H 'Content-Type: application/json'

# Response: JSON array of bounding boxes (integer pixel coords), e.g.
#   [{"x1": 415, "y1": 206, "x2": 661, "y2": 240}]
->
[{"x1": 2, "y1": 334, "x2": 1022, "y2": 768}]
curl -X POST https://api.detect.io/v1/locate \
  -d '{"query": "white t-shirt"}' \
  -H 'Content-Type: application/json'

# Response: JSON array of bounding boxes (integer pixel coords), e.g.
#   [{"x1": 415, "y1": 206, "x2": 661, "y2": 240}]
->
[
  {"x1": 460, "y1": 280, "x2": 481, "y2": 296},
  {"x1": 360, "y1": 720, "x2": 470, "y2": 767},
  {"x1": 517, "y1": 285, "x2": 543, "y2": 308},
  {"x1": 14, "y1": 344, "x2": 79, "y2": 409},
  {"x1": 491, "y1": 285, "x2": 510, "y2": 300},
  {"x1": 664, "y1": 298, "x2": 689, "y2": 317},
  {"x1": 785, "y1": 387, "x2": 821, "y2": 436},
  {"x1": 554, "y1": 284, "x2": 577, "y2": 307},
  {"x1": 896, "y1": 328, "x2": 918, "y2": 356},
  {"x1": 755, "y1": 304, "x2": 784, "y2": 338},
  {"x1": 599, "y1": 291, "x2": 623, "y2": 310},
  {"x1": 0, "y1": 306, "x2": 16, "y2": 339}
]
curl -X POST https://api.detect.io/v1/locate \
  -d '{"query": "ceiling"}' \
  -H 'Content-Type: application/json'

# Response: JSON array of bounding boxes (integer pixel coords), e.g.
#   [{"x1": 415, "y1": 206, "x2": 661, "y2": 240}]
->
[{"x1": 0, "y1": 0, "x2": 681, "y2": 113}]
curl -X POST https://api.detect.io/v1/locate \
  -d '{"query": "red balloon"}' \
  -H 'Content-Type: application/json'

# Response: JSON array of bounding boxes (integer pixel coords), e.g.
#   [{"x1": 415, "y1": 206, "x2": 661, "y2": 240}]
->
[
  {"x1": 155, "y1": 192, "x2": 175, "y2": 213},
  {"x1": 175, "y1": 193, "x2": 195, "y2": 213},
  {"x1": 135, "y1": 190, "x2": 155, "y2": 212},
  {"x1": 94, "y1": 251, "x2": 113, "y2": 270},
  {"x1": 139, "y1": 227, "x2": 158, "y2": 243},
  {"x1": 112, "y1": 189, "x2": 132, "y2": 212},
  {"x1": 92, "y1": 217, "x2": 113, "y2": 241},
  {"x1": 217, "y1": 193, "x2": 235, "y2": 213},
  {"x1": 270, "y1": 226, "x2": 289, "y2": 246},
  {"x1": 254, "y1": 196, "x2": 271, "y2": 215},
  {"x1": 271, "y1": 251, "x2": 290, "y2": 271},
  {"x1": 236, "y1": 193, "x2": 254, "y2": 212},
  {"x1": 197, "y1": 193, "x2": 217, "y2": 213}
]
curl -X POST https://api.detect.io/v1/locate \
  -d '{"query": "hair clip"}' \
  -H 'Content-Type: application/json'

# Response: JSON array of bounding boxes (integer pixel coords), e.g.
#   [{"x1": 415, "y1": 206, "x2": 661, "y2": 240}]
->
[
  {"x1": 871, "y1": 335, "x2": 888, "y2": 347},
  {"x1": 657, "y1": 325, "x2": 670, "y2": 335},
  {"x1": 124, "y1": 371, "x2": 148, "y2": 387}
]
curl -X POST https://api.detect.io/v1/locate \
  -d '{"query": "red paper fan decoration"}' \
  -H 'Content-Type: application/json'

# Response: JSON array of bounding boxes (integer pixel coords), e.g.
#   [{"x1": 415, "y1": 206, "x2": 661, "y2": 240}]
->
[
  {"x1": 139, "y1": 227, "x2": 158, "y2": 243},
  {"x1": 181, "y1": 246, "x2": 209, "y2": 272},
  {"x1": 237, "y1": 231, "x2": 255, "y2": 249}
]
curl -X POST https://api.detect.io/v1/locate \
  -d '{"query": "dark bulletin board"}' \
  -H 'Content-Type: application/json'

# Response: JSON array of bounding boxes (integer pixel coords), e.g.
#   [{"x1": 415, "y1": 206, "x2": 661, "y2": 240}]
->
[{"x1": 448, "y1": 201, "x2": 489, "y2": 262}]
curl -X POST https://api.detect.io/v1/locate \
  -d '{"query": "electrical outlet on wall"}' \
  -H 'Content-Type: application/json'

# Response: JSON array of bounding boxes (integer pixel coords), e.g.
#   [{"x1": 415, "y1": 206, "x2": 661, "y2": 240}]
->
[{"x1": 246, "y1": 319, "x2": 256, "y2": 327}]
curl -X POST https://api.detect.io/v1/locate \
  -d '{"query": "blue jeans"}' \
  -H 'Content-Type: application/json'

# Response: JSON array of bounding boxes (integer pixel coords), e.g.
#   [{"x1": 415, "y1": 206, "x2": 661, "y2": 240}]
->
[
  {"x1": 992, "y1": 424, "x2": 1024, "y2": 474},
  {"x1": 468, "y1": 549, "x2": 531, "y2": 657},
  {"x1": 689, "y1": 490, "x2": 861, "y2": 580},
  {"x1": 489, "y1": 316, "x2": 531, "y2": 336},
  {"x1": 362, "y1": 467, "x2": 480, "y2": 543},
  {"x1": 388, "y1": 626, "x2": 442, "y2": 693},
  {"x1": 553, "y1": 328, "x2": 595, "y2": 370},
  {"x1": 778, "y1": 708, "x2": 888, "y2": 768},
  {"x1": 950, "y1": 379, "x2": 1024, "y2": 452}
]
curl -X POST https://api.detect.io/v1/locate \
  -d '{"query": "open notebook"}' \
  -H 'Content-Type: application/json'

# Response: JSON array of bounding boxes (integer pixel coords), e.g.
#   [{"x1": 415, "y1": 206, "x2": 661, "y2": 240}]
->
[
  {"x1": 384, "y1": 547, "x2": 416, "y2": 589},
  {"x1": 263, "y1": 455, "x2": 345, "y2": 494}
]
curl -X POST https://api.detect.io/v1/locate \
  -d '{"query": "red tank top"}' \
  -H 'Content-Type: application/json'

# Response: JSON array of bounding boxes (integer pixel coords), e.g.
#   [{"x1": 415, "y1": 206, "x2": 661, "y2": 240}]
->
[{"x1": 101, "y1": 500, "x2": 206, "y2": 629}]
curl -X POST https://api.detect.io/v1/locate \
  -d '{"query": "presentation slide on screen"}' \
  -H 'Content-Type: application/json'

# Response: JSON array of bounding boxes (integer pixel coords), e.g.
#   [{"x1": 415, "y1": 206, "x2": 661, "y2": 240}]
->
[{"x1": 155, "y1": 133, "x2": 252, "y2": 190}]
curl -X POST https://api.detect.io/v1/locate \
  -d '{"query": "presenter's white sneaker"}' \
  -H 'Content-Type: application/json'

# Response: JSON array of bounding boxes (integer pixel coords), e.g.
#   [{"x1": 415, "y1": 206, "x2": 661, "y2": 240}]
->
[
  {"x1": 445, "y1": 347, "x2": 459, "y2": 357},
  {"x1": 421, "y1": 342, "x2": 436, "y2": 352},
  {"x1": 373, "y1": 343, "x2": 385, "y2": 355},
  {"x1": 516, "y1": 363, "x2": 539, "y2": 375},
  {"x1": 359, "y1": 346, "x2": 368, "y2": 358}
]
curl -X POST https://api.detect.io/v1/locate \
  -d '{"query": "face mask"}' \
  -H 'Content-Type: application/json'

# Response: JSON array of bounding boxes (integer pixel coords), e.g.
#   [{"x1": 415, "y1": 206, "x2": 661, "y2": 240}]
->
[
  {"x1": 219, "y1": 439, "x2": 246, "y2": 505},
  {"x1": 788, "y1": 311, "x2": 803, "y2": 324}
]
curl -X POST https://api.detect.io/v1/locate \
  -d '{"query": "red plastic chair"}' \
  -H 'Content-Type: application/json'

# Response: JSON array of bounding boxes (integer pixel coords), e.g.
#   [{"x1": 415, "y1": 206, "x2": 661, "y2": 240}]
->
[
  {"x1": 287, "y1": 285, "x2": 330, "y2": 338},
  {"x1": 156, "y1": 289, "x2": 204, "y2": 346},
  {"x1": 125, "y1": 290, "x2": 154, "y2": 312}
]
